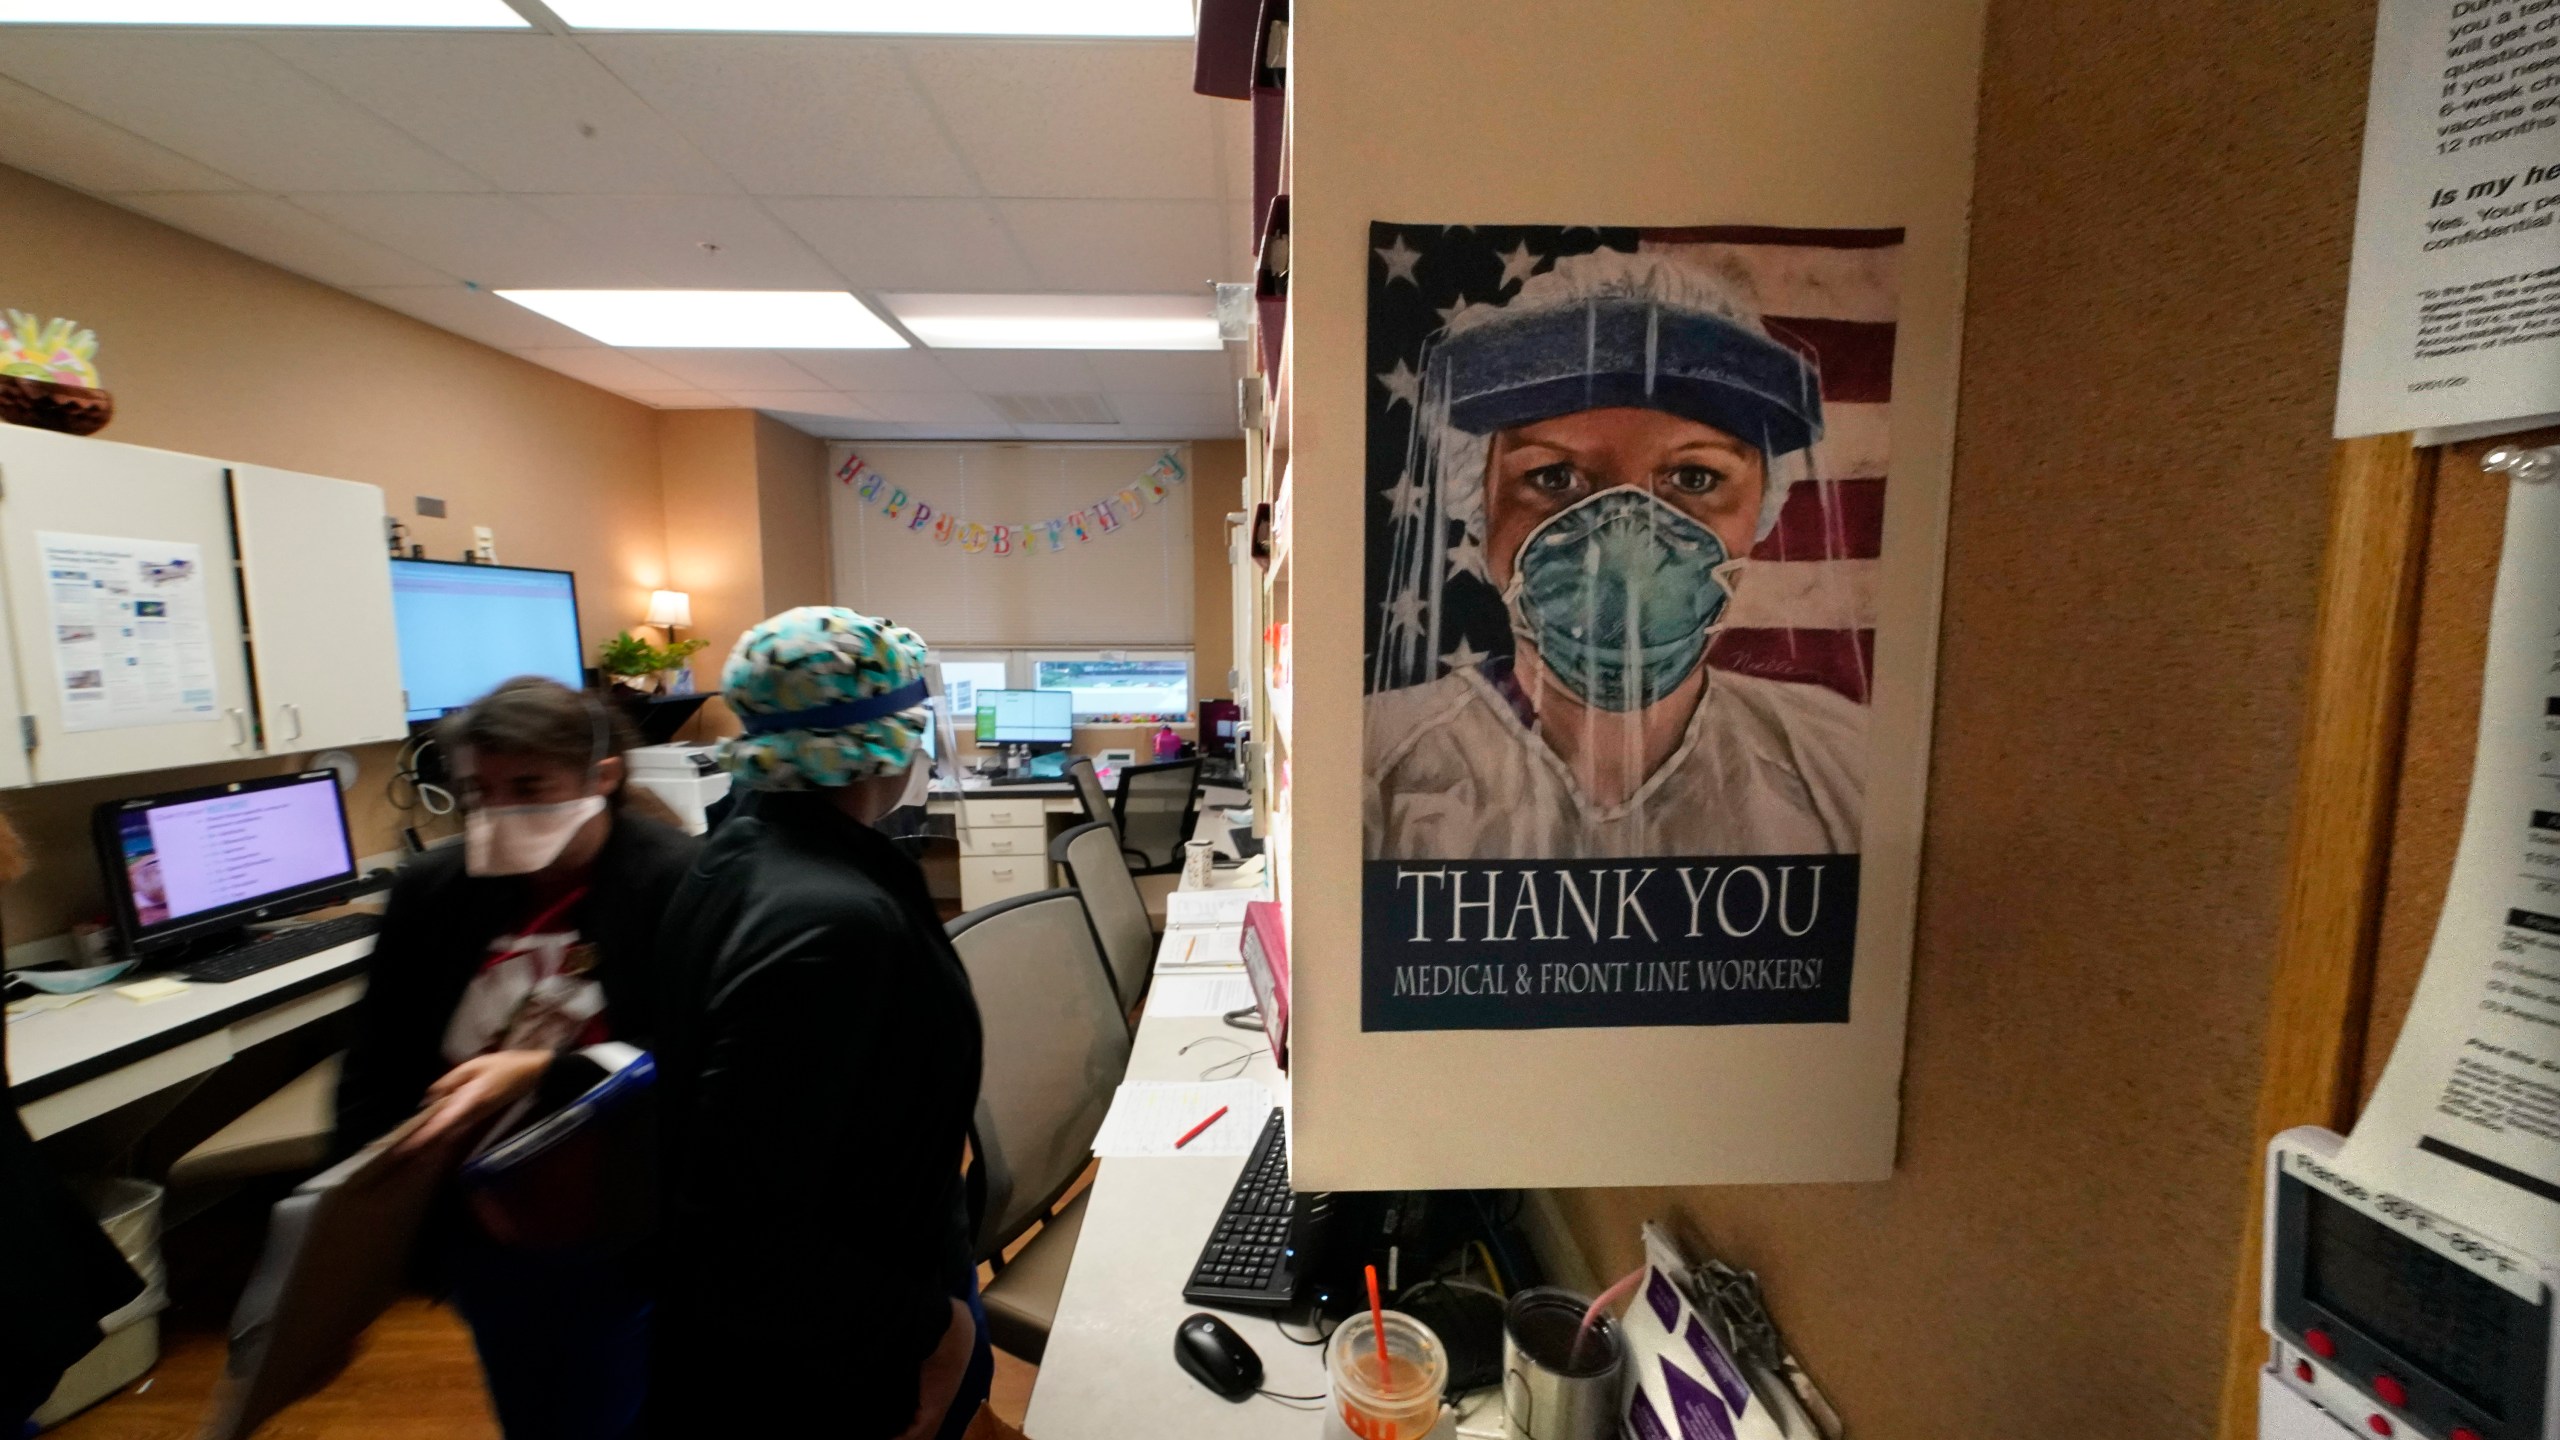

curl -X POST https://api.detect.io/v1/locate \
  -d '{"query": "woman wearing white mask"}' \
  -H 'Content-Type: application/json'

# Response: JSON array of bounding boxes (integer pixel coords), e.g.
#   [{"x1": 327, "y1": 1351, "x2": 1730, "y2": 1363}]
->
[{"x1": 333, "y1": 675, "x2": 697, "y2": 1440}]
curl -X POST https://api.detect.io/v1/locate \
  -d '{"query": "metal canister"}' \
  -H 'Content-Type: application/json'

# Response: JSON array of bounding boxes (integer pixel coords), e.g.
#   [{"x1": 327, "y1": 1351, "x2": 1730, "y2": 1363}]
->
[{"x1": 1501, "y1": 1286, "x2": 1623, "y2": 1440}]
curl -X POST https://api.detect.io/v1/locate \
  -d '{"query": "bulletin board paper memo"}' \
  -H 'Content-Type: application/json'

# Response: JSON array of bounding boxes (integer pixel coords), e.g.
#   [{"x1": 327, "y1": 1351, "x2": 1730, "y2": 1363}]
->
[{"x1": 38, "y1": 532, "x2": 220, "y2": 734}]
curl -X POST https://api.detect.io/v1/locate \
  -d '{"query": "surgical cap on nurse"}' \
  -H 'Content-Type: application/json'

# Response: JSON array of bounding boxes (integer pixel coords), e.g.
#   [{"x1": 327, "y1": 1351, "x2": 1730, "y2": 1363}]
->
[{"x1": 719, "y1": 607, "x2": 931, "y2": 791}]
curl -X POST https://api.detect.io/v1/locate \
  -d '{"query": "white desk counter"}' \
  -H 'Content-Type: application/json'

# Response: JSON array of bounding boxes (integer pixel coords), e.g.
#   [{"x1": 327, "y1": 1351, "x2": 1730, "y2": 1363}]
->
[
  {"x1": 6, "y1": 938, "x2": 371, "y2": 1140},
  {"x1": 1022, "y1": 919, "x2": 1319, "y2": 1439}
]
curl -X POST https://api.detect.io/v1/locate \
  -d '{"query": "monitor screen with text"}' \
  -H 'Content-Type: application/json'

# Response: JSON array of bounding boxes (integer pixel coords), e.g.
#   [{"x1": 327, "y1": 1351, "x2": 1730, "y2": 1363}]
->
[{"x1": 112, "y1": 774, "x2": 354, "y2": 935}]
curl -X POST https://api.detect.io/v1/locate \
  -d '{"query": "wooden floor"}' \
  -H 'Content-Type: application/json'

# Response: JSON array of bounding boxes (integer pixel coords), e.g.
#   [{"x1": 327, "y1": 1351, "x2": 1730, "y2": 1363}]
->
[{"x1": 50, "y1": 1291, "x2": 1035, "y2": 1440}]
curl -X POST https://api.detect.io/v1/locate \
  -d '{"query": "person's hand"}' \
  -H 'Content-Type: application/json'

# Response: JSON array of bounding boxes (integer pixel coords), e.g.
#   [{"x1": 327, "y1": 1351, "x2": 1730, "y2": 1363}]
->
[
  {"x1": 398, "y1": 1049, "x2": 554, "y2": 1154},
  {"x1": 893, "y1": 1298, "x2": 979, "y2": 1440}
]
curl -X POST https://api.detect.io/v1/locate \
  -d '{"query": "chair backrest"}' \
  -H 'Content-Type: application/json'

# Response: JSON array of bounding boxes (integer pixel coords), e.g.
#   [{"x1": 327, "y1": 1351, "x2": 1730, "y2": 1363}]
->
[
  {"x1": 946, "y1": 888, "x2": 1131, "y2": 1260},
  {"x1": 1111, "y1": 758, "x2": 1200, "y2": 872},
  {"x1": 1050, "y1": 821, "x2": 1154, "y2": 1012},
  {"x1": 1065, "y1": 755, "x2": 1116, "y2": 838}
]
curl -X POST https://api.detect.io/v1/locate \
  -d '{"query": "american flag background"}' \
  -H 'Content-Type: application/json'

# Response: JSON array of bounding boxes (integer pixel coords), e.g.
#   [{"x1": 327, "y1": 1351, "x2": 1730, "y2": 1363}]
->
[{"x1": 1360, "y1": 223, "x2": 1901, "y2": 706}]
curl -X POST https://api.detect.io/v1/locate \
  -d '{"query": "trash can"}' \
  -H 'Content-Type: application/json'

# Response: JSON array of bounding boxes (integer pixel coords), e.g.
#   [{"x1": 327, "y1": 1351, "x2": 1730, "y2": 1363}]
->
[{"x1": 31, "y1": 1178, "x2": 167, "y2": 1429}]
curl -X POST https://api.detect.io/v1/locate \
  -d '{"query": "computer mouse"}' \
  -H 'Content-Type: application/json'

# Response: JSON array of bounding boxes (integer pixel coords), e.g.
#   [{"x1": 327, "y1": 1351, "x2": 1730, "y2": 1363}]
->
[{"x1": 1173, "y1": 1311, "x2": 1263, "y2": 1401}]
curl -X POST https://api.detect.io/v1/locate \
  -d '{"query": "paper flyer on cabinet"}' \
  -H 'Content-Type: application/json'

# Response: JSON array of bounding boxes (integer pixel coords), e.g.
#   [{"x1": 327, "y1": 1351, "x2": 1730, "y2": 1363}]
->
[
  {"x1": 2333, "y1": 0, "x2": 2560, "y2": 437},
  {"x1": 2342, "y1": 477, "x2": 2560, "y2": 1246},
  {"x1": 38, "y1": 532, "x2": 220, "y2": 735}
]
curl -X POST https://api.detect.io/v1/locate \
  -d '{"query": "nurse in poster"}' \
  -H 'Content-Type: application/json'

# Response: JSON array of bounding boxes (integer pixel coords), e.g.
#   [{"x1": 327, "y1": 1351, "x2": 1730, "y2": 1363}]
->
[{"x1": 1362, "y1": 224, "x2": 1899, "y2": 1031}]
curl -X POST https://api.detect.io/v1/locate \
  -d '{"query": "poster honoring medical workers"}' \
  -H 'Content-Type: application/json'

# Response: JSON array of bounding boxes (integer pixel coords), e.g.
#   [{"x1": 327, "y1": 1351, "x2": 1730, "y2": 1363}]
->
[{"x1": 1361, "y1": 224, "x2": 1898, "y2": 1032}]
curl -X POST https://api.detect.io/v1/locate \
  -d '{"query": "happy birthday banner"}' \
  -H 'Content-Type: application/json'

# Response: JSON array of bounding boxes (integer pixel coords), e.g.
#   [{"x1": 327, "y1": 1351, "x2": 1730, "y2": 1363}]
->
[{"x1": 837, "y1": 449, "x2": 1186, "y2": 557}]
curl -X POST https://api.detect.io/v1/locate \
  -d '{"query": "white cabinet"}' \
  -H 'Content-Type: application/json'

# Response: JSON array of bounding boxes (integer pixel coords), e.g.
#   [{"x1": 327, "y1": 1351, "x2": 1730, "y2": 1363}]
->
[
  {"x1": 0, "y1": 427, "x2": 260, "y2": 783},
  {"x1": 228, "y1": 464, "x2": 406, "y2": 753}
]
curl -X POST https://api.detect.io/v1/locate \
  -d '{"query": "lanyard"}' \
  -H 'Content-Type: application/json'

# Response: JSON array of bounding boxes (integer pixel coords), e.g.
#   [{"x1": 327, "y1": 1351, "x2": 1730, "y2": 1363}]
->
[{"x1": 478, "y1": 885, "x2": 591, "y2": 976}]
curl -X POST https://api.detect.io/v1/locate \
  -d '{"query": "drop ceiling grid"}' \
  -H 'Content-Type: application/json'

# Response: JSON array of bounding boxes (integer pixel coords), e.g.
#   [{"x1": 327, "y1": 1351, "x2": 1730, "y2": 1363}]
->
[{"x1": 0, "y1": 27, "x2": 1249, "y2": 437}]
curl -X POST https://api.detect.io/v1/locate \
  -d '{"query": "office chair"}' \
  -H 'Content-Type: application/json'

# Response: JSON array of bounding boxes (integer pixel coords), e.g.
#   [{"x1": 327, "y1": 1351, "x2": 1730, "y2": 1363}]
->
[
  {"x1": 1111, "y1": 758, "x2": 1200, "y2": 875},
  {"x1": 947, "y1": 889, "x2": 1132, "y2": 1363},
  {"x1": 1065, "y1": 755, "x2": 1116, "y2": 839},
  {"x1": 1050, "y1": 821, "x2": 1155, "y2": 1015}
]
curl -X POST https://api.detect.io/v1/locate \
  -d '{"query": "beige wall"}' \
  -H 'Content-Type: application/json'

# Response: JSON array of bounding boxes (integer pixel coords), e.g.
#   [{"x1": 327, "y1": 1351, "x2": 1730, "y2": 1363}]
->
[
  {"x1": 1190, "y1": 437, "x2": 1244, "y2": 701},
  {"x1": 1554, "y1": 1, "x2": 2371, "y2": 1435},
  {"x1": 754, "y1": 413, "x2": 831, "y2": 617},
  {"x1": 0, "y1": 163, "x2": 679, "y2": 943}
]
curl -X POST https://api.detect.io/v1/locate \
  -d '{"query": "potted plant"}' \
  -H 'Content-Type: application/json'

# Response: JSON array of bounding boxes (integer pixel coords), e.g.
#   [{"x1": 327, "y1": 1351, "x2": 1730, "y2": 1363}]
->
[
  {"x1": 598, "y1": 630, "x2": 665, "y2": 696},
  {"x1": 655, "y1": 637, "x2": 708, "y2": 695}
]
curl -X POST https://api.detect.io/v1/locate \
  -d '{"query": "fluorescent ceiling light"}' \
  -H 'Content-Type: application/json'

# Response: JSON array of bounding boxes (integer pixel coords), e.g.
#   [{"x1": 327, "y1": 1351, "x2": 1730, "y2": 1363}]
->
[
  {"x1": 0, "y1": 0, "x2": 527, "y2": 24},
  {"x1": 884, "y1": 294, "x2": 1222, "y2": 351},
  {"x1": 546, "y1": 0, "x2": 1190, "y2": 36},
  {"x1": 495, "y1": 290, "x2": 909, "y2": 349}
]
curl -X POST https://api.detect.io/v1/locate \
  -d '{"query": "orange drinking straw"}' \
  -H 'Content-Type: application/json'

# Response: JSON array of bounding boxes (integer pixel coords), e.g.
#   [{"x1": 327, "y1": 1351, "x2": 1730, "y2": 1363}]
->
[{"x1": 1364, "y1": 1263, "x2": 1391, "y2": 1384}]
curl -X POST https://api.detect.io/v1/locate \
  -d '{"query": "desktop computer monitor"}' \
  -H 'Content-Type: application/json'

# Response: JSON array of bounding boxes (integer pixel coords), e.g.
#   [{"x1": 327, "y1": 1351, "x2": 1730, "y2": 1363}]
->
[
  {"x1": 390, "y1": 559, "x2": 586, "y2": 724},
  {"x1": 977, "y1": 689, "x2": 1073, "y2": 747},
  {"x1": 93, "y1": 770, "x2": 358, "y2": 956}
]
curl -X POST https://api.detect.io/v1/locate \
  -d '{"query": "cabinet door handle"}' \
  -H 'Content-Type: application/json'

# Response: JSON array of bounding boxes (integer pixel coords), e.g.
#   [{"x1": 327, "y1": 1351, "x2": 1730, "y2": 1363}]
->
[
  {"x1": 991, "y1": 867, "x2": 1014, "y2": 878},
  {"x1": 227, "y1": 707, "x2": 250, "y2": 748},
  {"x1": 283, "y1": 702, "x2": 303, "y2": 743}
]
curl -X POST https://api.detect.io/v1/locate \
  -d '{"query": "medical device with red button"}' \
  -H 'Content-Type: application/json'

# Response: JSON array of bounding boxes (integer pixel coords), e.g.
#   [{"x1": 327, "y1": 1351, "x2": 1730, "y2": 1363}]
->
[{"x1": 2259, "y1": 1127, "x2": 2556, "y2": 1440}]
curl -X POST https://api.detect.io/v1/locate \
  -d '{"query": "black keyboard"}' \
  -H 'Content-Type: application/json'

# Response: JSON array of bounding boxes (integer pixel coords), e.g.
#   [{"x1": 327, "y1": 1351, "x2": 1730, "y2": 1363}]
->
[
  {"x1": 987, "y1": 773, "x2": 1064, "y2": 787},
  {"x1": 177, "y1": 913, "x2": 382, "y2": 983},
  {"x1": 1181, "y1": 1107, "x2": 1310, "y2": 1312}
]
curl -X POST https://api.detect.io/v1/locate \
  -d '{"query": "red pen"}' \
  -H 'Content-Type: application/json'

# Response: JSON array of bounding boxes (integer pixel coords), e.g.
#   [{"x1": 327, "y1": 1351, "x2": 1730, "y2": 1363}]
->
[{"x1": 1175, "y1": 1104, "x2": 1230, "y2": 1150}]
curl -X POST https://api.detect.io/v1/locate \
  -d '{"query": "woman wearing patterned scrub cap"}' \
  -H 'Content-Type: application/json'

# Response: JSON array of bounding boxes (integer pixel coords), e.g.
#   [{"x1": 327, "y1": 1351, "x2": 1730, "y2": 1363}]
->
[
  {"x1": 647, "y1": 608, "x2": 993, "y2": 1440},
  {"x1": 1365, "y1": 251, "x2": 1866, "y2": 862}
]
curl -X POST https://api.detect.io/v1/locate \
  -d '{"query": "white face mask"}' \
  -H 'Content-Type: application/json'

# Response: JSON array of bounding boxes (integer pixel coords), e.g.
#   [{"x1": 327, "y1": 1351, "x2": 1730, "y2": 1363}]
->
[{"x1": 465, "y1": 795, "x2": 608, "y2": 877}]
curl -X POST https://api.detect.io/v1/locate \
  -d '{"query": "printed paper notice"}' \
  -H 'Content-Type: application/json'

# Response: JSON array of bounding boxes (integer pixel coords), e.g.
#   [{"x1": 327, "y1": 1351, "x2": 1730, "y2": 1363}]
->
[
  {"x1": 39, "y1": 533, "x2": 220, "y2": 733},
  {"x1": 2335, "y1": 0, "x2": 2560, "y2": 436},
  {"x1": 2342, "y1": 476, "x2": 2560, "y2": 1245}
]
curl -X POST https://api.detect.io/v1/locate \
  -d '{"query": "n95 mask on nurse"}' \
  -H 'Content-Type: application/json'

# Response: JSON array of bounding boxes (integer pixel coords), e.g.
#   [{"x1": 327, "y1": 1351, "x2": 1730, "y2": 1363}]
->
[{"x1": 1503, "y1": 488, "x2": 1735, "y2": 713}]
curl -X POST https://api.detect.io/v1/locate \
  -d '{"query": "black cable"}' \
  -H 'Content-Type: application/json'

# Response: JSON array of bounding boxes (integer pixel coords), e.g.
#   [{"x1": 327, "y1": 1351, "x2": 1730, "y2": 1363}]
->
[{"x1": 1270, "y1": 1313, "x2": 1332, "y2": 1348}]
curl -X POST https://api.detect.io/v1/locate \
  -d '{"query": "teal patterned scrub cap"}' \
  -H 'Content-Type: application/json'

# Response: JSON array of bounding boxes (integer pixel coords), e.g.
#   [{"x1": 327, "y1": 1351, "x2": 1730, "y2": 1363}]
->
[{"x1": 720, "y1": 606, "x2": 932, "y2": 791}]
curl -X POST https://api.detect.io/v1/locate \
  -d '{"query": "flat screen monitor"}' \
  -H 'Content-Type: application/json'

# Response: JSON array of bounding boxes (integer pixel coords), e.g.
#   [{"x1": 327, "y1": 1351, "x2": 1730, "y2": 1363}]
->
[
  {"x1": 980, "y1": 689, "x2": 1072, "y2": 745},
  {"x1": 95, "y1": 770, "x2": 357, "y2": 954},
  {"x1": 390, "y1": 559, "x2": 585, "y2": 724}
]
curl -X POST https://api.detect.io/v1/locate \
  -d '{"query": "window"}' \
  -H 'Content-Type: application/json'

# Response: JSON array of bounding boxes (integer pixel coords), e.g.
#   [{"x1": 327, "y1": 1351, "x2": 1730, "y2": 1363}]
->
[
  {"x1": 932, "y1": 653, "x2": 1011, "y2": 719},
  {"x1": 1031, "y1": 652, "x2": 1192, "y2": 725}
]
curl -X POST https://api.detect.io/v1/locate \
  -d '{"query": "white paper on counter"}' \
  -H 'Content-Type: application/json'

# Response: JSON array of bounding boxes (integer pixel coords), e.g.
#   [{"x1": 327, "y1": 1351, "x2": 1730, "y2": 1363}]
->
[
  {"x1": 1145, "y1": 973, "x2": 1257, "y2": 1018},
  {"x1": 1157, "y1": 924, "x2": 1244, "y2": 972},
  {"x1": 1164, "y1": 890, "x2": 1258, "y2": 928},
  {"x1": 1090, "y1": 1079, "x2": 1274, "y2": 1158},
  {"x1": 38, "y1": 532, "x2": 219, "y2": 733},
  {"x1": 2341, "y1": 475, "x2": 2560, "y2": 1246}
]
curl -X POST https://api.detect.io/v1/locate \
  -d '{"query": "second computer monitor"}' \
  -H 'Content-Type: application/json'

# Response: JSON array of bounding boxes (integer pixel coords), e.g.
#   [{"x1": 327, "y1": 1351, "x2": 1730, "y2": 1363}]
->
[{"x1": 978, "y1": 689, "x2": 1072, "y2": 747}]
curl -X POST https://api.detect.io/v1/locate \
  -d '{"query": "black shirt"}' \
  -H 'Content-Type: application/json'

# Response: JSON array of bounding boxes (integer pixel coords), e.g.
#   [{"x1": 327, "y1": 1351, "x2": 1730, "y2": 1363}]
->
[
  {"x1": 332, "y1": 814, "x2": 699, "y2": 1159},
  {"x1": 647, "y1": 791, "x2": 984, "y2": 1439}
]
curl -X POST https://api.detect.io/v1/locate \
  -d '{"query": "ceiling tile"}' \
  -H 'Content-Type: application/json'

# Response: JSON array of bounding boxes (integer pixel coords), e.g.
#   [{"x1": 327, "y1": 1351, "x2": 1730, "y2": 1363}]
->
[
  {"x1": 926, "y1": 349, "x2": 1100, "y2": 391},
  {"x1": 902, "y1": 41, "x2": 1217, "y2": 200},
  {"x1": 0, "y1": 75, "x2": 240, "y2": 194},
  {"x1": 113, "y1": 192, "x2": 452, "y2": 288},
  {"x1": 779, "y1": 349, "x2": 963, "y2": 392},
  {"x1": 833, "y1": 420, "x2": 1018, "y2": 440},
  {"x1": 855, "y1": 392, "x2": 1005, "y2": 425},
  {"x1": 257, "y1": 32, "x2": 735, "y2": 196},
  {"x1": 0, "y1": 35, "x2": 486, "y2": 193},
  {"x1": 765, "y1": 197, "x2": 1034, "y2": 291},
  {"x1": 524, "y1": 195, "x2": 843, "y2": 288},
  {"x1": 726, "y1": 393, "x2": 877, "y2": 420},
  {"x1": 995, "y1": 199, "x2": 1238, "y2": 292},
  {"x1": 509, "y1": 346, "x2": 687, "y2": 390},
  {"x1": 1010, "y1": 423, "x2": 1135, "y2": 441},
  {"x1": 357, "y1": 285, "x2": 593, "y2": 350},
  {"x1": 1079, "y1": 348, "x2": 1239, "y2": 392},
  {"x1": 583, "y1": 36, "x2": 975, "y2": 197},
  {"x1": 1109, "y1": 391, "x2": 1244, "y2": 438},
  {"x1": 619, "y1": 389, "x2": 736, "y2": 409},
  {"x1": 294, "y1": 192, "x2": 652, "y2": 288},
  {"x1": 619, "y1": 348, "x2": 832, "y2": 390}
]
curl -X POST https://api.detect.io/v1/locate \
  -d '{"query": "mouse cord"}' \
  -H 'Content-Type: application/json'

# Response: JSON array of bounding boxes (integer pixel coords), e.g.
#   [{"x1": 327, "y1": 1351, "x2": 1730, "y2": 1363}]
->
[{"x1": 1255, "y1": 1389, "x2": 1326, "y2": 1410}]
